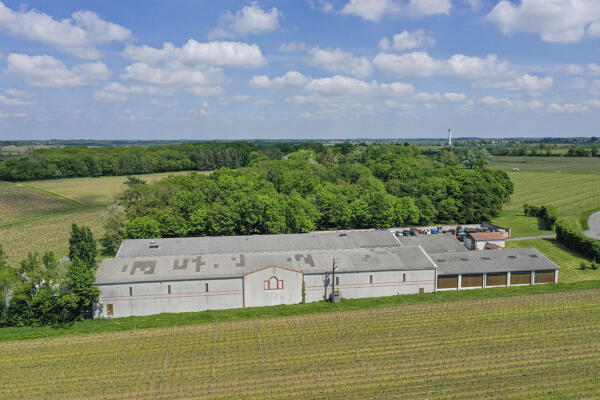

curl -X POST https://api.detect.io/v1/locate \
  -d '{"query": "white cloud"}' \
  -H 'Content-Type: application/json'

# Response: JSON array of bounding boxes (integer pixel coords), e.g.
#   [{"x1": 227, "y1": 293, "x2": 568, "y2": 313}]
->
[
  {"x1": 566, "y1": 77, "x2": 588, "y2": 90},
  {"x1": 6, "y1": 53, "x2": 110, "y2": 87},
  {"x1": 374, "y1": 51, "x2": 511, "y2": 80},
  {"x1": 0, "y1": 110, "x2": 28, "y2": 119},
  {"x1": 121, "y1": 62, "x2": 223, "y2": 86},
  {"x1": 188, "y1": 86, "x2": 224, "y2": 96},
  {"x1": 378, "y1": 30, "x2": 436, "y2": 51},
  {"x1": 307, "y1": 0, "x2": 335, "y2": 13},
  {"x1": 306, "y1": 75, "x2": 379, "y2": 95},
  {"x1": 122, "y1": 40, "x2": 267, "y2": 68},
  {"x1": 209, "y1": 2, "x2": 282, "y2": 39},
  {"x1": 0, "y1": 2, "x2": 131, "y2": 59},
  {"x1": 308, "y1": 47, "x2": 373, "y2": 78},
  {"x1": 566, "y1": 63, "x2": 600, "y2": 76},
  {"x1": 380, "y1": 82, "x2": 415, "y2": 97},
  {"x1": 494, "y1": 74, "x2": 554, "y2": 92},
  {"x1": 340, "y1": 0, "x2": 451, "y2": 22},
  {"x1": 93, "y1": 82, "x2": 156, "y2": 102},
  {"x1": 486, "y1": 0, "x2": 600, "y2": 43},
  {"x1": 300, "y1": 111, "x2": 315, "y2": 119},
  {"x1": 444, "y1": 92, "x2": 466, "y2": 102},
  {"x1": 373, "y1": 51, "x2": 443, "y2": 77},
  {"x1": 0, "y1": 88, "x2": 35, "y2": 106},
  {"x1": 385, "y1": 100, "x2": 415, "y2": 113},
  {"x1": 415, "y1": 92, "x2": 442, "y2": 101},
  {"x1": 547, "y1": 103, "x2": 589, "y2": 113},
  {"x1": 480, "y1": 96, "x2": 544, "y2": 110},
  {"x1": 465, "y1": 0, "x2": 483, "y2": 12},
  {"x1": 249, "y1": 71, "x2": 309, "y2": 88},
  {"x1": 231, "y1": 94, "x2": 250, "y2": 102}
]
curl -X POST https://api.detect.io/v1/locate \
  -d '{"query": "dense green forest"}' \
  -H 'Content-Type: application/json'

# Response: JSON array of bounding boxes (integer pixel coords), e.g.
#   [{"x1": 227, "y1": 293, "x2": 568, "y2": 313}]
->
[
  {"x1": 0, "y1": 142, "x2": 323, "y2": 181},
  {"x1": 111, "y1": 144, "x2": 513, "y2": 243}
]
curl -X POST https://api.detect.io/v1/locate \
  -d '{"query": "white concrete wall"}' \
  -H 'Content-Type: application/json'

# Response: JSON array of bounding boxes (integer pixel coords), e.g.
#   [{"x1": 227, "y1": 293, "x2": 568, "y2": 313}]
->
[
  {"x1": 304, "y1": 270, "x2": 435, "y2": 303},
  {"x1": 473, "y1": 239, "x2": 505, "y2": 250},
  {"x1": 97, "y1": 278, "x2": 243, "y2": 318},
  {"x1": 244, "y1": 266, "x2": 303, "y2": 308}
]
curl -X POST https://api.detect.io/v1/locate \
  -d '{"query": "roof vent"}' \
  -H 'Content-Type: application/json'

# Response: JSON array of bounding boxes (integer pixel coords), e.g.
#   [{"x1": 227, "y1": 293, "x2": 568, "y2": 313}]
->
[
  {"x1": 529, "y1": 254, "x2": 538, "y2": 258},
  {"x1": 460, "y1": 258, "x2": 469, "y2": 261},
  {"x1": 508, "y1": 255, "x2": 517, "y2": 259},
  {"x1": 437, "y1": 259, "x2": 446, "y2": 262},
  {"x1": 482, "y1": 257, "x2": 491, "y2": 260},
  {"x1": 149, "y1": 240, "x2": 159, "y2": 249},
  {"x1": 339, "y1": 233, "x2": 347, "y2": 237}
]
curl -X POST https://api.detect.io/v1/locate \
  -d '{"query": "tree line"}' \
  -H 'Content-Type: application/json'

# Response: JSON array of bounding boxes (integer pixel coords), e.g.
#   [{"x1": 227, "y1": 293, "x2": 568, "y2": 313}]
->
[
  {"x1": 108, "y1": 144, "x2": 513, "y2": 247},
  {"x1": 0, "y1": 225, "x2": 99, "y2": 327},
  {"x1": 0, "y1": 142, "x2": 324, "y2": 181}
]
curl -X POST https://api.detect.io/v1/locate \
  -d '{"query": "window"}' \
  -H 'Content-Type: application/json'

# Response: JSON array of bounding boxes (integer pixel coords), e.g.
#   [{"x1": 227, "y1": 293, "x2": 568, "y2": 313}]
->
[
  {"x1": 205, "y1": 283, "x2": 209, "y2": 292},
  {"x1": 335, "y1": 276, "x2": 339, "y2": 286},
  {"x1": 168, "y1": 285, "x2": 171, "y2": 294},
  {"x1": 369, "y1": 275, "x2": 373, "y2": 284},
  {"x1": 264, "y1": 276, "x2": 284, "y2": 290},
  {"x1": 403, "y1": 273, "x2": 406, "y2": 282},
  {"x1": 129, "y1": 287, "x2": 132, "y2": 296}
]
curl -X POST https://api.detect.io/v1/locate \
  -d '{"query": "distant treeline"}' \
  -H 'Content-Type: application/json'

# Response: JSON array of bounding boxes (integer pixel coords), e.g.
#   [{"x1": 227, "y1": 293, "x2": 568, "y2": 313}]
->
[
  {"x1": 0, "y1": 142, "x2": 324, "y2": 181},
  {"x1": 489, "y1": 144, "x2": 599, "y2": 157},
  {"x1": 110, "y1": 144, "x2": 513, "y2": 245}
]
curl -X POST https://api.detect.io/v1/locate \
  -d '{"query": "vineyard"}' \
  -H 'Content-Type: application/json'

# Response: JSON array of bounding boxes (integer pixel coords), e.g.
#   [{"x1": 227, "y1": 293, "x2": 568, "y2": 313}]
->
[
  {"x1": 0, "y1": 185, "x2": 72, "y2": 223},
  {"x1": 1, "y1": 289, "x2": 599, "y2": 399}
]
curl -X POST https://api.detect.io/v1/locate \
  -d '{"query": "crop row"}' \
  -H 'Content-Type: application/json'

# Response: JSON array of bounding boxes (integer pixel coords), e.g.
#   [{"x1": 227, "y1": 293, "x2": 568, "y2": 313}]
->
[{"x1": 0, "y1": 289, "x2": 599, "y2": 399}]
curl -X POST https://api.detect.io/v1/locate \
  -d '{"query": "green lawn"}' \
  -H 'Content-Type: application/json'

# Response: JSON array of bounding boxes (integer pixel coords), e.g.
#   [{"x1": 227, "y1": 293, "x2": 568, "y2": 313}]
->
[
  {"x1": 506, "y1": 238, "x2": 597, "y2": 283},
  {"x1": 490, "y1": 157, "x2": 600, "y2": 237}
]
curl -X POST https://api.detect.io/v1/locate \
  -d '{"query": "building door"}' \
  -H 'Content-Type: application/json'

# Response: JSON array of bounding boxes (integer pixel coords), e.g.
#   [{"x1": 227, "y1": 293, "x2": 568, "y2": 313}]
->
[{"x1": 107, "y1": 304, "x2": 113, "y2": 317}]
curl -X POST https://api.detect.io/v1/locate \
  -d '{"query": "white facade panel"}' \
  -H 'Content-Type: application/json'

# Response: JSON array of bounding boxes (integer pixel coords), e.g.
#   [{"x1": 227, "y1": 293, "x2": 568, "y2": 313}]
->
[
  {"x1": 304, "y1": 270, "x2": 435, "y2": 303},
  {"x1": 244, "y1": 266, "x2": 303, "y2": 308},
  {"x1": 98, "y1": 278, "x2": 243, "y2": 318}
]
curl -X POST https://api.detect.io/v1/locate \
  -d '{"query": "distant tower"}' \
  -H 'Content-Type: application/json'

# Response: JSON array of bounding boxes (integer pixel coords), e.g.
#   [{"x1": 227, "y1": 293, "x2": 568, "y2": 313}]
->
[{"x1": 448, "y1": 129, "x2": 453, "y2": 146}]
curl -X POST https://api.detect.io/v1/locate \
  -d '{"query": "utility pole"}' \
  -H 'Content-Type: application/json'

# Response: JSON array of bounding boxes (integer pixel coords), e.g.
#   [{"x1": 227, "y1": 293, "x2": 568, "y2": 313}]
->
[{"x1": 331, "y1": 258, "x2": 338, "y2": 302}]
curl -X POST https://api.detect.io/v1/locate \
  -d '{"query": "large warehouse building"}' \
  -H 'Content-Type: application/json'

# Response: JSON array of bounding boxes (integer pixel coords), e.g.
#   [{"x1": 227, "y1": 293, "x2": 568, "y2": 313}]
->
[{"x1": 95, "y1": 231, "x2": 560, "y2": 318}]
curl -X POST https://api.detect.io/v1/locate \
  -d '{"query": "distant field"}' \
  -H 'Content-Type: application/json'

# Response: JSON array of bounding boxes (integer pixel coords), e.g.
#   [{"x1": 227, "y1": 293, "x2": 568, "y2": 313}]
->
[
  {"x1": 0, "y1": 185, "x2": 72, "y2": 223},
  {"x1": 490, "y1": 156, "x2": 600, "y2": 174},
  {"x1": 0, "y1": 171, "x2": 203, "y2": 264},
  {"x1": 491, "y1": 156, "x2": 600, "y2": 238},
  {"x1": 1, "y1": 289, "x2": 598, "y2": 399},
  {"x1": 27, "y1": 171, "x2": 199, "y2": 205},
  {"x1": 0, "y1": 207, "x2": 105, "y2": 263}
]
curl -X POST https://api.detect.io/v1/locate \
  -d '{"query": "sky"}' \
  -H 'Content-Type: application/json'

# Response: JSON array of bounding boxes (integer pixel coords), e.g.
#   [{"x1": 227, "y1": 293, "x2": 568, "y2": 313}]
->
[{"x1": 0, "y1": 0, "x2": 600, "y2": 140}]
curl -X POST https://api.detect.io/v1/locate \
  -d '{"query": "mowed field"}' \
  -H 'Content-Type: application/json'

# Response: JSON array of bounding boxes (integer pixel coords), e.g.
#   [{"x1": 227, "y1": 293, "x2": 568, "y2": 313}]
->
[
  {"x1": 0, "y1": 171, "x2": 198, "y2": 263},
  {"x1": 0, "y1": 185, "x2": 72, "y2": 223},
  {"x1": 1, "y1": 289, "x2": 599, "y2": 399},
  {"x1": 490, "y1": 157, "x2": 600, "y2": 237}
]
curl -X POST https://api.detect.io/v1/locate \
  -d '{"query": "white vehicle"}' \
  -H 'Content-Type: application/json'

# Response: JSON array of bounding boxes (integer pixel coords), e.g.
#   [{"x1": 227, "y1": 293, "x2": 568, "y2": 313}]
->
[{"x1": 512, "y1": 168, "x2": 520, "y2": 172}]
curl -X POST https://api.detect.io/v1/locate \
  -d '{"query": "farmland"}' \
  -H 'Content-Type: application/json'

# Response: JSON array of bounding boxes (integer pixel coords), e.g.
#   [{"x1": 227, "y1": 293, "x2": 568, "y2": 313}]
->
[
  {"x1": 0, "y1": 185, "x2": 72, "y2": 223},
  {"x1": 0, "y1": 171, "x2": 197, "y2": 263},
  {"x1": 1, "y1": 288, "x2": 599, "y2": 399},
  {"x1": 490, "y1": 156, "x2": 600, "y2": 237}
]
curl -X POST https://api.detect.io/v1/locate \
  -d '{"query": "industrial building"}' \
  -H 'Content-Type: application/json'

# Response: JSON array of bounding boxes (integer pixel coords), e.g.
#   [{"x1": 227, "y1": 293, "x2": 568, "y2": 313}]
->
[{"x1": 95, "y1": 231, "x2": 559, "y2": 318}]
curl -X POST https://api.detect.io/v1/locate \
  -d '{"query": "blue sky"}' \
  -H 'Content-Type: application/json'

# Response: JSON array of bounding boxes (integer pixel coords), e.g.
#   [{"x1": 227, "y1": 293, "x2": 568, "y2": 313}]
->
[{"x1": 0, "y1": 0, "x2": 599, "y2": 140}]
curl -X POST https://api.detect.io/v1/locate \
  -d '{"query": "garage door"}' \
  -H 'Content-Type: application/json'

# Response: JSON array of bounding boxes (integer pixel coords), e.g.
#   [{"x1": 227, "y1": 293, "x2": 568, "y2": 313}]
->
[
  {"x1": 486, "y1": 272, "x2": 507, "y2": 286},
  {"x1": 438, "y1": 275, "x2": 458, "y2": 289},
  {"x1": 534, "y1": 270, "x2": 555, "y2": 284},
  {"x1": 510, "y1": 271, "x2": 531, "y2": 285},
  {"x1": 461, "y1": 274, "x2": 483, "y2": 288}
]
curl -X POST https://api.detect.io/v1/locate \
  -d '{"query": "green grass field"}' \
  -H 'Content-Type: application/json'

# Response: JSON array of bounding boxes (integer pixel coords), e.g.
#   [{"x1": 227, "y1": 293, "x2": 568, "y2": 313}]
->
[
  {"x1": 491, "y1": 157, "x2": 600, "y2": 237},
  {"x1": 489, "y1": 156, "x2": 600, "y2": 174},
  {"x1": 0, "y1": 185, "x2": 72, "y2": 223},
  {"x1": 0, "y1": 171, "x2": 200, "y2": 264},
  {"x1": 1, "y1": 288, "x2": 599, "y2": 399}
]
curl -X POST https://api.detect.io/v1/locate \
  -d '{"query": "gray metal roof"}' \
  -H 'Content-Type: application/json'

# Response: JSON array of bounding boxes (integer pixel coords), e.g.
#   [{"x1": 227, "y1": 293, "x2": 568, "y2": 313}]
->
[
  {"x1": 96, "y1": 246, "x2": 436, "y2": 285},
  {"x1": 432, "y1": 248, "x2": 560, "y2": 275},
  {"x1": 395, "y1": 234, "x2": 468, "y2": 254},
  {"x1": 116, "y1": 230, "x2": 401, "y2": 258}
]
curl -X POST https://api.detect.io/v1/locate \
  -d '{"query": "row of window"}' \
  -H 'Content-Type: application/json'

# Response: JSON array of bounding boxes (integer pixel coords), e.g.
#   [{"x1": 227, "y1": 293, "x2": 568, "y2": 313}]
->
[
  {"x1": 437, "y1": 270, "x2": 555, "y2": 289},
  {"x1": 128, "y1": 283, "x2": 210, "y2": 296},
  {"x1": 126, "y1": 273, "x2": 413, "y2": 296}
]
